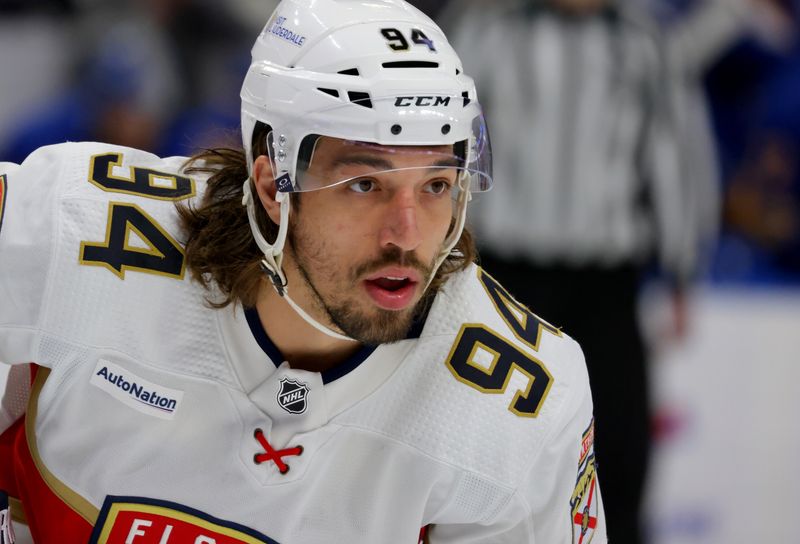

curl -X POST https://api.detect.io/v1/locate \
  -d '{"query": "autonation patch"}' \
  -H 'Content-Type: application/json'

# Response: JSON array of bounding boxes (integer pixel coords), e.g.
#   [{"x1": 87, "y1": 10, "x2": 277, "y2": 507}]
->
[{"x1": 91, "y1": 360, "x2": 184, "y2": 420}]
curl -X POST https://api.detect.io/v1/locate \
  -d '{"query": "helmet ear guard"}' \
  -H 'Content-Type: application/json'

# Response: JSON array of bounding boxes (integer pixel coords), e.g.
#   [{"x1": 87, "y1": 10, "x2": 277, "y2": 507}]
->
[
  {"x1": 241, "y1": 121, "x2": 288, "y2": 293},
  {"x1": 242, "y1": 178, "x2": 290, "y2": 291}
]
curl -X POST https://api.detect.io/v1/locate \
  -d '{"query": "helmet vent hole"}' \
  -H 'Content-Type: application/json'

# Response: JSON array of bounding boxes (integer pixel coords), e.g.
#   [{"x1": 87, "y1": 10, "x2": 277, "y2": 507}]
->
[
  {"x1": 441, "y1": 124, "x2": 451, "y2": 135},
  {"x1": 382, "y1": 61, "x2": 440, "y2": 69},
  {"x1": 338, "y1": 68, "x2": 360, "y2": 76},
  {"x1": 456, "y1": 68, "x2": 461, "y2": 75},
  {"x1": 348, "y1": 91, "x2": 373, "y2": 108},
  {"x1": 391, "y1": 124, "x2": 402, "y2": 135},
  {"x1": 317, "y1": 88, "x2": 340, "y2": 98},
  {"x1": 462, "y1": 91, "x2": 471, "y2": 107}
]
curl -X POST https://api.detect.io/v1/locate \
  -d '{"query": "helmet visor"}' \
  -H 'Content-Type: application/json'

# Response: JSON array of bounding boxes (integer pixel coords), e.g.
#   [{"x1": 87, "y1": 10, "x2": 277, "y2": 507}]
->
[{"x1": 266, "y1": 96, "x2": 493, "y2": 194}]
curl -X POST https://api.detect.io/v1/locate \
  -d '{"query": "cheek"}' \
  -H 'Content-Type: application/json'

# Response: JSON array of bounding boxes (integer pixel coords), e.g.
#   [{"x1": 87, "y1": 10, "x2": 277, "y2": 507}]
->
[
  {"x1": 425, "y1": 203, "x2": 455, "y2": 243},
  {"x1": 331, "y1": 220, "x2": 351, "y2": 235},
  {"x1": 307, "y1": 216, "x2": 368, "y2": 263}
]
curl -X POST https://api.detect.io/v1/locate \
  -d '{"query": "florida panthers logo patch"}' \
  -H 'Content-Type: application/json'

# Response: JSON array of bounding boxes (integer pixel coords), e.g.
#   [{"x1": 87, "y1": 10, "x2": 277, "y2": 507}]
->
[
  {"x1": 571, "y1": 420, "x2": 599, "y2": 544},
  {"x1": 277, "y1": 378, "x2": 309, "y2": 414},
  {"x1": 89, "y1": 496, "x2": 280, "y2": 544},
  {"x1": 0, "y1": 174, "x2": 7, "y2": 237}
]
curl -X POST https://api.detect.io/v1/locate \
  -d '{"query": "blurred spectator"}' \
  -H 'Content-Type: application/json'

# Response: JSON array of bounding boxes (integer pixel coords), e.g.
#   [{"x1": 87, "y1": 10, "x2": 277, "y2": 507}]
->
[
  {"x1": 659, "y1": 0, "x2": 757, "y2": 286},
  {"x1": 0, "y1": 0, "x2": 256, "y2": 162},
  {"x1": 1, "y1": 5, "x2": 180, "y2": 162},
  {"x1": 691, "y1": 0, "x2": 799, "y2": 283},
  {"x1": 725, "y1": 136, "x2": 800, "y2": 275},
  {"x1": 0, "y1": 3, "x2": 73, "y2": 153},
  {"x1": 441, "y1": 0, "x2": 715, "y2": 541},
  {"x1": 144, "y1": 0, "x2": 255, "y2": 155},
  {"x1": 719, "y1": 34, "x2": 800, "y2": 282}
]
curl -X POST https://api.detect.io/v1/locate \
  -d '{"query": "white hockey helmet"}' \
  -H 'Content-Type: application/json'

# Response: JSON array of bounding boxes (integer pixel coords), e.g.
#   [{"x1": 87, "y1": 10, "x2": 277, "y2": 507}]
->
[{"x1": 240, "y1": 0, "x2": 492, "y2": 338}]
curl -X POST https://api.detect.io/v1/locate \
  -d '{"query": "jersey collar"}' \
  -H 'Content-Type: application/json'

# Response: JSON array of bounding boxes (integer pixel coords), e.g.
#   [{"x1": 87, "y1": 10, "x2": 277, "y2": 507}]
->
[
  {"x1": 217, "y1": 303, "x2": 425, "y2": 420},
  {"x1": 243, "y1": 306, "x2": 379, "y2": 385}
]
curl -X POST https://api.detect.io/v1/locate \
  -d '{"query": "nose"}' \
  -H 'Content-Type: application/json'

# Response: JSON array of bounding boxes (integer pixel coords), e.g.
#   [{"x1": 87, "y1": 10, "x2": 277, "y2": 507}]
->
[{"x1": 379, "y1": 188, "x2": 422, "y2": 252}]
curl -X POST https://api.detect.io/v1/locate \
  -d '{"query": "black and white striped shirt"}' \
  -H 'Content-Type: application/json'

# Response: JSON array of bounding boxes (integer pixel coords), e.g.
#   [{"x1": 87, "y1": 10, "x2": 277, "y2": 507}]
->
[{"x1": 445, "y1": 0, "x2": 710, "y2": 279}]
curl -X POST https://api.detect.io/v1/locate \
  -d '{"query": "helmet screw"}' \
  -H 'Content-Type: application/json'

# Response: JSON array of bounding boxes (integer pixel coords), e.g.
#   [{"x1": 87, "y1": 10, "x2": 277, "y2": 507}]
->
[
  {"x1": 279, "y1": 134, "x2": 287, "y2": 146},
  {"x1": 391, "y1": 124, "x2": 402, "y2": 135},
  {"x1": 277, "y1": 150, "x2": 287, "y2": 162},
  {"x1": 441, "y1": 124, "x2": 451, "y2": 135}
]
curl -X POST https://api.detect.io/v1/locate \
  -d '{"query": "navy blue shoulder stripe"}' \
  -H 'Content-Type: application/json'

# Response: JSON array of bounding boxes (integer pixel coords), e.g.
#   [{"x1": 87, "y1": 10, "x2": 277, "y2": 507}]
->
[
  {"x1": 243, "y1": 306, "x2": 378, "y2": 384},
  {"x1": 243, "y1": 306, "x2": 284, "y2": 367}
]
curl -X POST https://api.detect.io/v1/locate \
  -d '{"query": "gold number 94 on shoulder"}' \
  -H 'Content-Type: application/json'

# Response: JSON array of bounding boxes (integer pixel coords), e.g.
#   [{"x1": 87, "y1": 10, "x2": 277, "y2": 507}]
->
[
  {"x1": 445, "y1": 324, "x2": 553, "y2": 418},
  {"x1": 80, "y1": 202, "x2": 185, "y2": 280},
  {"x1": 79, "y1": 153, "x2": 193, "y2": 279}
]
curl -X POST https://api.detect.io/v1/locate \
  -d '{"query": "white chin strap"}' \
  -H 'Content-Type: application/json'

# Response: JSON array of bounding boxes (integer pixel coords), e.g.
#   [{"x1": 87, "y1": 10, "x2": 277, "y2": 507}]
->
[
  {"x1": 242, "y1": 179, "x2": 356, "y2": 343},
  {"x1": 426, "y1": 172, "x2": 472, "y2": 291}
]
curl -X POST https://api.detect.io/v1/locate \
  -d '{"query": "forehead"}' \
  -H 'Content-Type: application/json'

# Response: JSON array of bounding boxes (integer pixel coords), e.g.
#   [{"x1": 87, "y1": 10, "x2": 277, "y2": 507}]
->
[{"x1": 309, "y1": 136, "x2": 455, "y2": 167}]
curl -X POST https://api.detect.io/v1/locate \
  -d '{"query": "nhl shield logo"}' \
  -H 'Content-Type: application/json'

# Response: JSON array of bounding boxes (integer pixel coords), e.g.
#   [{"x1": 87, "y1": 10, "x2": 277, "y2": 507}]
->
[{"x1": 277, "y1": 378, "x2": 309, "y2": 414}]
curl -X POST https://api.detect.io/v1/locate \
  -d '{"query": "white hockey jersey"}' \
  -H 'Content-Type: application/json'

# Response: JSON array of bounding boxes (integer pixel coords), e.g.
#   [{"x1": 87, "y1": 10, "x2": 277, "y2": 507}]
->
[{"x1": 0, "y1": 142, "x2": 606, "y2": 543}]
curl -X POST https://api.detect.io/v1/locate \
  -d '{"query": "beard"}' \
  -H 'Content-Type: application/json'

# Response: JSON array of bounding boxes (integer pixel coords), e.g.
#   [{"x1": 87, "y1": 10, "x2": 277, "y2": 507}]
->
[{"x1": 286, "y1": 217, "x2": 436, "y2": 345}]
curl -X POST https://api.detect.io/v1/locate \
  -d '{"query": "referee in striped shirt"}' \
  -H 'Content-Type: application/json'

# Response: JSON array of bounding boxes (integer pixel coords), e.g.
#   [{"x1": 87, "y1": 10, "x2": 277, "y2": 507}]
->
[{"x1": 443, "y1": 0, "x2": 713, "y2": 541}]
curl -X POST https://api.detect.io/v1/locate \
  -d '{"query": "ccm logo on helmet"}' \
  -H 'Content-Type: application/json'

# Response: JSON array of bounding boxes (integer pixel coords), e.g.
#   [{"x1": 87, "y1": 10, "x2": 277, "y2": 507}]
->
[{"x1": 395, "y1": 96, "x2": 451, "y2": 107}]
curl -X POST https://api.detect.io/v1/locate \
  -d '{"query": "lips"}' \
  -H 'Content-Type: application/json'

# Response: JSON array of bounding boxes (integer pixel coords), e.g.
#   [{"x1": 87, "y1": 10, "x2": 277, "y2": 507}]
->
[{"x1": 362, "y1": 267, "x2": 422, "y2": 310}]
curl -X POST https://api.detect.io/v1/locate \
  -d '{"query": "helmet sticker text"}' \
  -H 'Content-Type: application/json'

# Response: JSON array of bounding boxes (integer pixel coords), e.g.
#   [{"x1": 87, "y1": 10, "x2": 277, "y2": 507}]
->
[{"x1": 268, "y1": 16, "x2": 306, "y2": 47}]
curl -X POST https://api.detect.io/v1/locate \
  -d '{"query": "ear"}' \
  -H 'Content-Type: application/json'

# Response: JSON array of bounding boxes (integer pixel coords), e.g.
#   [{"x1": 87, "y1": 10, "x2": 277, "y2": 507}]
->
[{"x1": 253, "y1": 155, "x2": 281, "y2": 225}]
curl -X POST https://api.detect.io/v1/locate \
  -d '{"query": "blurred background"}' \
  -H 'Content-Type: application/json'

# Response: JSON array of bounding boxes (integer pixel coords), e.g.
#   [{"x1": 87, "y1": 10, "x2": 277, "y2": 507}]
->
[{"x1": 0, "y1": 0, "x2": 797, "y2": 542}]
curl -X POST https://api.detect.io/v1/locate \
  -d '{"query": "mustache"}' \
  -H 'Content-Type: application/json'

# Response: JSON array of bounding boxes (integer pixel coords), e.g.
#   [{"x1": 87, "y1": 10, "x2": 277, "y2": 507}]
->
[{"x1": 352, "y1": 247, "x2": 432, "y2": 280}]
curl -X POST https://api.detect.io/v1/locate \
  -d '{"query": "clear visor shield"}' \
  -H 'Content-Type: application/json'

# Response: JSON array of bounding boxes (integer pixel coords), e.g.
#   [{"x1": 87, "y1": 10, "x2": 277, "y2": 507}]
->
[{"x1": 266, "y1": 96, "x2": 493, "y2": 195}]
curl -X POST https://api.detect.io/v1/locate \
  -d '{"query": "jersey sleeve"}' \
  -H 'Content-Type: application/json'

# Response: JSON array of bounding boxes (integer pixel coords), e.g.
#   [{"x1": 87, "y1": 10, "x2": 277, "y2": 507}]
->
[
  {"x1": 1, "y1": 142, "x2": 193, "y2": 369},
  {"x1": 0, "y1": 145, "x2": 65, "y2": 366},
  {"x1": 522, "y1": 341, "x2": 607, "y2": 543},
  {"x1": 428, "y1": 339, "x2": 607, "y2": 544}
]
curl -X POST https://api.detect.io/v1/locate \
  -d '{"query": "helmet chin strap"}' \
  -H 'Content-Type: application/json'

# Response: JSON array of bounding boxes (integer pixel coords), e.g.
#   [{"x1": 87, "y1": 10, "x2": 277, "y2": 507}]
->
[
  {"x1": 243, "y1": 180, "x2": 356, "y2": 343},
  {"x1": 425, "y1": 172, "x2": 472, "y2": 291}
]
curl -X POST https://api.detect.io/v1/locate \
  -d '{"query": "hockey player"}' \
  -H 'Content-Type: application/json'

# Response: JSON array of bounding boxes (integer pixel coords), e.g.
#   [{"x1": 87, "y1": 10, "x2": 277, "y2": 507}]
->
[{"x1": 0, "y1": 1, "x2": 605, "y2": 542}]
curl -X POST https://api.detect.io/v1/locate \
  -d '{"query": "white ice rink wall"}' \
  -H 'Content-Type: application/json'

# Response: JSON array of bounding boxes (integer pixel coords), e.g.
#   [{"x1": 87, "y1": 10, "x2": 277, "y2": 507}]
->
[{"x1": 644, "y1": 286, "x2": 800, "y2": 543}]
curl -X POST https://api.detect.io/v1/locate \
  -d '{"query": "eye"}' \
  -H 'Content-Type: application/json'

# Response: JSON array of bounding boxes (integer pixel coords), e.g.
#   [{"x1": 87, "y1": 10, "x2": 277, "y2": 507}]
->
[
  {"x1": 347, "y1": 178, "x2": 377, "y2": 193},
  {"x1": 424, "y1": 179, "x2": 452, "y2": 195}
]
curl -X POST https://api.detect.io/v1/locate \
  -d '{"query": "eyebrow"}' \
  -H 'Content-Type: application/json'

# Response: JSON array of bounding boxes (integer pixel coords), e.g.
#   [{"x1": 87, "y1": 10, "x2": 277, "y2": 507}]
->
[{"x1": 329, "y1": 155, "x2": 462, "y2": 171}]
